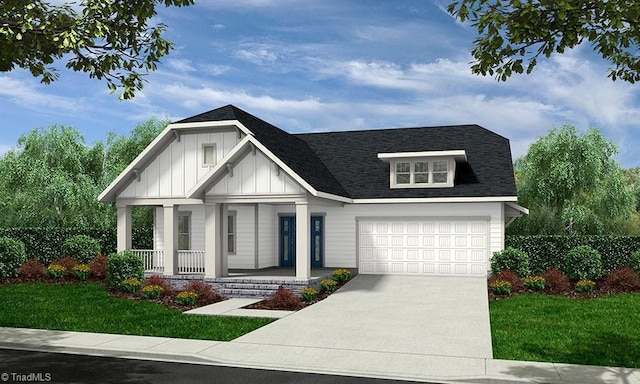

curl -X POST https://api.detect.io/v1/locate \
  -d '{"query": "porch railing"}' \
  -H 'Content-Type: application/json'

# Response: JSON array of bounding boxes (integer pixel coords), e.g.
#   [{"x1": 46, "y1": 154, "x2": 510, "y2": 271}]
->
[
  {"x1": 131, "y1": 249, "x2": 164, "y2": 273},
  {"x1": 131, "y1": 249, "x2": 205, "y2": 274},
  {"x1": 178, "y1": 250, "x2": 205, "y2": 274}
]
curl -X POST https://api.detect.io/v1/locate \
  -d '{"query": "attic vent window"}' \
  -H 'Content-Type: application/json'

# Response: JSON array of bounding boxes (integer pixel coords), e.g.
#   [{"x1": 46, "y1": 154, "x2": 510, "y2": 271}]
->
[{"x1": 203, "y1": 144, "x2": 216, "y2": 166}]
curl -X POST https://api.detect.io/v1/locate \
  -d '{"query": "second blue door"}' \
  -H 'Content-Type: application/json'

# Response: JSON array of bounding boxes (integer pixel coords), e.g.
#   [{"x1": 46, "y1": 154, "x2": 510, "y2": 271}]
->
[{"x1": 279, "y1": 216, "x2": 323, "y2": 268}]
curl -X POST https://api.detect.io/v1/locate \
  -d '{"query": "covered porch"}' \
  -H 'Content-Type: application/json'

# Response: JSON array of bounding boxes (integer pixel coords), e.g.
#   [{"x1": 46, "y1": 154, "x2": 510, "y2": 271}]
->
[{"x1": 116, "y1": 196, "x2": 325, "y2": 281}]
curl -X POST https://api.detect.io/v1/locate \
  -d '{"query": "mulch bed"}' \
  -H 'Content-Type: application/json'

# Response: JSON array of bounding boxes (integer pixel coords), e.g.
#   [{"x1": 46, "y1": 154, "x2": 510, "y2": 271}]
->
[{"x1": 488, "y1": 285, "x2": 638, "y2": 301}]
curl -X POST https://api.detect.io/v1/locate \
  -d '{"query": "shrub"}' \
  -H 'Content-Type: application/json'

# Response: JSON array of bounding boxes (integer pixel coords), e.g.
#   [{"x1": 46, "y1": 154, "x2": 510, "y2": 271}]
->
[
  {"x1": 0, "y1": 237, "x2": 27, "y2": 278},
  {"x1": 603, "y1": 267, "x2": 640, "y2": 292},
  {"x1": 300, "y1": 287, "x2": 318, "y2": 302},
  {"x1": 332, "y1": 269, "x2": 351, "y2": 283},
  {"x1": 523, "y1": 275, "x2": 546, "y2": 291},
  {"x1": 52, "y1": 256, "x2": 77, "y2": 276},
  {"x1": 18, "y1": 259, "x2": 46, "y2": 279},
  {"x1": 320, "y1": 278, "x2": 338, "y2": 293},
  {"x1": 105, "y1": 251, "x2": 144, "y2": 290},
  {"x1": 61, "y1": 235, "x2": 101, "y2": 264},
  {"x1": 564, "y1": 246, "x2": 603, "y2": 281},
  {"x1": 488, "y1": 269, "x2": 523, "y2": 291},
  {"x1": 141, "y1": 284, "x2": 164, "y2": 299},
  {"x1": 72, "y1": 264, "x2": 91, "y2": 280},
  {"x1": 88, "y1": 255, "x2": 107, "y2": 278},
  {"x1": 175, "y1": 291, "x2": 198, "y2": 306},
  {"x1": 629, "y1": 249, "x2": 640, "y2": 274},
  {"x1": 489, "y1": 280, "x2": 512, "y2": 295},
  {"x1": 544, "y1": 269, "x2": 572, "y2": 294},
  {"x1": 266, "y1": 287, "x2": 304, "y2": 310},
  {"x1": 121, "y1": 277, "x2": 141, "y2": 293},
  {"x1": 490, "y1": 247, "x2": 530, "y2": 278},
  {"x1": 183, "y1": 280, "x2": 219, "y2": 305},
  {"x1": 46, "y1": 264, "x2": 66, "y2": 279},
  {"x1": 575, "y1": 279, "x2": 596, "y2": 293},
  {"x1": 143, "y1": 275, "x2": 175, "y2": 296}
]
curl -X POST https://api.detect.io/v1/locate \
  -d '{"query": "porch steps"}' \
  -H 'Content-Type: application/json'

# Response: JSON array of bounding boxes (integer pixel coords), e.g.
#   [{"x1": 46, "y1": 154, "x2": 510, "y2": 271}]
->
[{"x1": 217, "y1": 282, "x2": 283, "y2": 298}]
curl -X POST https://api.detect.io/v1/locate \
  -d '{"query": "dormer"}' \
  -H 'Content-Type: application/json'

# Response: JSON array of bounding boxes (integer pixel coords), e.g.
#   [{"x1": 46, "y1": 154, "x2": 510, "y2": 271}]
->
[{"x1": 377, "y1": 150, "x2": 467, "y2": 189}]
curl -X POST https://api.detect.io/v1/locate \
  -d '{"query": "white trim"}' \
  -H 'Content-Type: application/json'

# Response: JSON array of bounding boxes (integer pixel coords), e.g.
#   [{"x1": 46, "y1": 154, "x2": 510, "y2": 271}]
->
[
  {"x1": 378, "y1": 150, "x2": 467, "y2": 162},
  {"x1": 353, "y1": 196, "x2": 519, "y2": 204},
  {"x1": 202, "y1": 143, "x2": 217, "y2": 167},
  {"x1": 315, "y1": 191, "x2": 352, "y2": 203},
  {"x1": 169, "y1": 120, "x2": 254, "y2": 137},
  {"x1": 116, "y1": 198, "x2": 203, "y2": 207},
  {"x1": 205, "y1": 194, "x2": 308, "y2": 204},
  {"x1": 505, "y1": 202, "x2": 529, "y2": 216},
  {"x1": 390, "y1": 158, "x2": 455, "y2": 188}
]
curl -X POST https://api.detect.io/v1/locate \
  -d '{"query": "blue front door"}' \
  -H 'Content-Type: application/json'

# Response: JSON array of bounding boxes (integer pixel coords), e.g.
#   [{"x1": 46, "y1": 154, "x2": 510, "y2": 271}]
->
[{"x1": 279, "y1": 216, "x2": 324, "y2": 268}]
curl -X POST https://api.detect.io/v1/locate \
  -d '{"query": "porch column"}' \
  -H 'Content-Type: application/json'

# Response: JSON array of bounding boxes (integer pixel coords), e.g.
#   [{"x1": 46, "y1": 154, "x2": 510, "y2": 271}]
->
[
  {"x1": 163, "y1": 204, "x2": 179, "y2": 276},
  {"x1": 295, "y1": 201, "x2": 311, "y2": 280},
  {"x1": 220, "y1": 203, "x2": 229, "y2": 277},
  {"x1": 116, "y1": 205, "x2": 132, "y2": 252},
  {"x1": 204, "y1": 203, "x2": 222, "y2": 278}
]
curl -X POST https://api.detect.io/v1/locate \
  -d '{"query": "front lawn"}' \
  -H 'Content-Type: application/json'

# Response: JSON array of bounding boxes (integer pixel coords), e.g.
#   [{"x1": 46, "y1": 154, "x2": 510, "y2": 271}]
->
[
  {"x1": 490, "y1": 293, "x2": 640, "y2": 368},
  {"x1": 0, "y1": 282, "x2": 273, "y2": 341}
]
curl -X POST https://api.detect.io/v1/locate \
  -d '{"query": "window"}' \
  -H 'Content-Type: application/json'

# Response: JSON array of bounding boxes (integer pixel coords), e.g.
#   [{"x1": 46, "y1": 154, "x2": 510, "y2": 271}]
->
[
  {"x1": 432, "y1": 160, "x2": 448, "y2": 183},
  {"x1": 390, "y1": 159, "x2": 453, "y2": 188},
  {"x1": 178, "y1": 213, "x2": 191, "y2": 250},
  {"x1": 227, "y1": 212, "x2": 236, "y2": 254},
  {"x1": 395, "y1": 162, "x2": 411, "y2": 184},
  {"x1": 203, "y1": 144, "x2": 216, "y2": 166}
]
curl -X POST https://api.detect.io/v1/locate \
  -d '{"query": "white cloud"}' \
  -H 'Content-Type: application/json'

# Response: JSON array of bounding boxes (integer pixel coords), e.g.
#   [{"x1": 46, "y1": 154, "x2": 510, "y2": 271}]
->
[
  {"x1": 0, "y1": 76, "x2": 85, "y2": 113},
  {"x1": 166, "y1": 59, "x2": 196, "y2": 72}
]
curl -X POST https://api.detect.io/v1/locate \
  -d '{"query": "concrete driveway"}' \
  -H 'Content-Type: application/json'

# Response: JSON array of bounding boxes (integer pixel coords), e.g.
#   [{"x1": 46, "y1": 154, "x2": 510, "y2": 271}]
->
[{"x1": 233, "y1": 274, "x2": 493, "y2": 359}]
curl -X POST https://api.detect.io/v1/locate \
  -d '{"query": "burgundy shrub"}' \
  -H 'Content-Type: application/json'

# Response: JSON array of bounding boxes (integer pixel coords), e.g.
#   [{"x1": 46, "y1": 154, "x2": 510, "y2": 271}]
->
[
  {"x1": 88, "y1": 255, "x2": 107, "y2": 278},
  {"x1": 184, "y1": 280, "x2": 221, "y2": 305},
  {"x1": 143, "y1": 274, "x2": 175, "y2": 296},
  {"x1": 488, "y1": 269, "x2": 524, "y2": 292},
  {"x1": 544, "y1": 269, "x2": 572, "y2": 294},
  {"x1": 18, "y1": 259, "x2": 46, "y2": 279},
  {"x1": 266, "y1": 287, "x2": 304, "y2": 310},
  {"x1": 604, "y1": 267, "x2": 640, "y2": 292}
]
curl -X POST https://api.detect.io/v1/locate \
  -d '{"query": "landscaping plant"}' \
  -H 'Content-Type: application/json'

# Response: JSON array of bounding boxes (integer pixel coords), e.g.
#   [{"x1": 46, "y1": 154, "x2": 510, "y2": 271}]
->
[
  {"x1": 320, "y1": 278, "x2": 338, "y2": 293},
  {"x1": 332, "y1": 269, "x2": 351, "y2": 284},
  {"x1": 72, "y1": 264, "x2": 91, "y2": 280},
  {"x1": 300, "y1": 287, "x2": 318, "y2": 302},
  {"x1": 46, "y1": 264, "x2": 66, "y2": 279},
  {"x1": 575, "y1": 280, "x2": 596, "y2": 293},
  {"x1": 105, "y1": 250, "x2": 144, "y2": 290},
  {"x1": 18, "y1": 259, "x2": 46, "y2": 279},
  {"x1": 0, "y1": 237, "x2": 26, "y2": 277},
  {"x1": 603, "y1": 267, "x2": 640, "y2": 292},
  {"x1": 175, "y1": 291, "x2": 198, "y2": 306},
  {"x1": 266, "y1": 287, "x2": 304, "y2": 310},
  {"x1": 143, "y1": 275, "x2": 175, "y2": 296},
  {"x1": 564, "y1": 246, "x2": 603, "y2": 281},
  {"x1": 489, "y1": 280, "x2": 512, "y2": 295},
  {"x1": 629, "y1": 249, "x2": 640, "y2": 274},
  {"x1": 52, "y1": 256, "x2": 77, "y2": 276},
  {"x1": 490, "y1": 247, "x2": 530, "y2": 278},
  {"x1": 61, "y1": 235, "x2": 101, "y2": 264},
  {"x1": 121, "y1": 278, "x2": 141, "y2": 293},
  {"x1": 88, "y1": 255, "x2": 107, "y2": 278},
  {"x1": 489, "y1": 269, "x2": 523, "y2": 292},
  {"x1": 141, "y1": 284, "x2": 164, "y2": 300},
  {"x1": 543, "y1": 269, "x2": 572, "y2": 294},
  {"x1": 183, "y1": 280, "x2": 220, "y2": 305},
  {"x1": 523, "y1": 276, "x2": 545, "y2": 291}
]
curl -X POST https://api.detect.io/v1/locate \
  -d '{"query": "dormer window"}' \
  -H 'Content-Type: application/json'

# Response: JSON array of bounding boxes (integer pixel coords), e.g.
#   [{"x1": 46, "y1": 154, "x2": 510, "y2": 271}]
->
[{"x1": 378, "y1": 150, "x2": 466, "y2": 189}]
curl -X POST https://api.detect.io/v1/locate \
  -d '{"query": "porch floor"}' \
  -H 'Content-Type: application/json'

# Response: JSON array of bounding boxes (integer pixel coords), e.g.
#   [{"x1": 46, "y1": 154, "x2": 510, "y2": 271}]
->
[{"x1": 223, "y1": 267, "x2": 336, "y2": 281}]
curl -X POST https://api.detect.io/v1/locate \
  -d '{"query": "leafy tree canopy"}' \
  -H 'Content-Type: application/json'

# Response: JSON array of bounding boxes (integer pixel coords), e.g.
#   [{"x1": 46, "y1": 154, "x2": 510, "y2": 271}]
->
[
  {"x1": 447, "y1": 1, "x2": 640, "y2": 82},
  {"x1": 0, "y1": 0, "x2": 194, "y2": 99},
  {"x1": 511, "y1": 125, "x2": 635, "y2": 235},
  {"x1": 0, "y1": 119, "x2": 167, "y2": 229}
]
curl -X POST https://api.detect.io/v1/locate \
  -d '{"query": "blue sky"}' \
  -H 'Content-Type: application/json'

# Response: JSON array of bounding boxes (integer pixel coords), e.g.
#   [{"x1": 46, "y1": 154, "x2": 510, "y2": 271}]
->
[{"x1": 1, "y1": 0, "x2": 639, "y2": 167}]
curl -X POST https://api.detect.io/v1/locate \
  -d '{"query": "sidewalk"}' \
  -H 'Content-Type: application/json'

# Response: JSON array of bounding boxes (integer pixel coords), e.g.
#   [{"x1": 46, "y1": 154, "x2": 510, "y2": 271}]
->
[{"x1": 0, "y1": 327, "x2": 638, "y2": 384}]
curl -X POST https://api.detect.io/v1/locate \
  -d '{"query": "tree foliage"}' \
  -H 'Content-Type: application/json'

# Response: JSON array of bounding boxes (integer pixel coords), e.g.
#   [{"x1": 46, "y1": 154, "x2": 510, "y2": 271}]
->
[
  {"x1": 511, "y1": 125, "x2": 635, "y2": 235},
  {"x1": 0, "y1": 119, "x2": 167, "y2": 230},
  {"x1": 0, "y1": 0, "x2": 194, "y2": 99},
  {"x1": 447, "y1": 1, "x2": 640, "y2": 83}
]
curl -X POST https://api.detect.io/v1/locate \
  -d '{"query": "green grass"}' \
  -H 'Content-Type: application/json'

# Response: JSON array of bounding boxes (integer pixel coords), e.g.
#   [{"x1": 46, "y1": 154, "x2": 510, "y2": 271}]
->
[
  {"x1": 490, "y1": 293, "x2": 640, "y2": 368},
  {"x1": 0, "y1": 282, "x2": 274, "y2": 341}
]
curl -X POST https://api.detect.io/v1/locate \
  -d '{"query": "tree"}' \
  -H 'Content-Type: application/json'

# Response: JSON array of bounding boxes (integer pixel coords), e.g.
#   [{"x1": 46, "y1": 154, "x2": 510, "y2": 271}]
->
[
  {"x1": 447, "y1": 1, "x2": 640, "y2": 83},
  {"x1": 0, "y1": 0, "x2": 194, "y2": 99},
  {"x1": 510, "y1": 125, "x2": 635, "y2": 235}
]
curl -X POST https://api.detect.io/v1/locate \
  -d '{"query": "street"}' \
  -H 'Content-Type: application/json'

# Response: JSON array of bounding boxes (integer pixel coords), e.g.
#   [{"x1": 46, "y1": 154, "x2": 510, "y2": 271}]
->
[{"x1": 0, "y1": 348, "x2": 427, "y2": 384}]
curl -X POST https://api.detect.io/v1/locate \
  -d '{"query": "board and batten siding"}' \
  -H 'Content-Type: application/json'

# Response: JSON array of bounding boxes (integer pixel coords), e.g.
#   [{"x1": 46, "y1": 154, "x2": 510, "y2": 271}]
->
[
  {"x1": 120, "y1": 130, "x2": 240, "y2": 198},
  {"x1": 206, "y1": 150, "x2": 304, "y2": 196}
]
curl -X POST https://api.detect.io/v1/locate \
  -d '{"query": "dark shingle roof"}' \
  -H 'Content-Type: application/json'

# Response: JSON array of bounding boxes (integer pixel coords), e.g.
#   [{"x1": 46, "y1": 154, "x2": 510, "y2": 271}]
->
[{"x1": 175, "y1": 105, "x2": 517, "y2": 199}]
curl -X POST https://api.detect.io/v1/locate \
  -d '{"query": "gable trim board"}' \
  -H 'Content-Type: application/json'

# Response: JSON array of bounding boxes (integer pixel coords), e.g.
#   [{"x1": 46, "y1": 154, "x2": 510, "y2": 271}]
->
[{"x1": 101, "y1": 104, "x2": 526, "y2": 278}]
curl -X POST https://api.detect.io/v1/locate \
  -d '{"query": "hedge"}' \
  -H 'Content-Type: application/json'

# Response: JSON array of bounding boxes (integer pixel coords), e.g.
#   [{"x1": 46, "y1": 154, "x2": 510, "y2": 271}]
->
[
  {"x1": 506, "y1": 235, "x2": 640, "y2": 275},
  {"x1": 0, "y1": 228, "x2": 153, "y2": 264}
]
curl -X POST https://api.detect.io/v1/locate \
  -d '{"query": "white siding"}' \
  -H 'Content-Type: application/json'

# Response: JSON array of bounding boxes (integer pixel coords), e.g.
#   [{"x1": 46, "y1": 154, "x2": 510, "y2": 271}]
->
[
  {"x1": 258, "y1": 204, "x2": 277, "y2": 268},
  {"x1": 153, "y1": 205, "x2": 205, "y2": 250},
  {"x1": 228, "y1": 204, "x2": 256, "y2": 269},
  {"x1": 206, "y1": 150, "x2": 305, "y2": 196},
  {"x1": 120, "y1": 130, "x2": 240, "y2": 198}
]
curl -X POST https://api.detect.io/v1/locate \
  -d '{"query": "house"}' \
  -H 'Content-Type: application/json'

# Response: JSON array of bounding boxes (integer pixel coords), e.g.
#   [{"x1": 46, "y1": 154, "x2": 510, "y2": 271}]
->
[{"x1": 99, "y1": 104, "x2": 527, "y2": 282}]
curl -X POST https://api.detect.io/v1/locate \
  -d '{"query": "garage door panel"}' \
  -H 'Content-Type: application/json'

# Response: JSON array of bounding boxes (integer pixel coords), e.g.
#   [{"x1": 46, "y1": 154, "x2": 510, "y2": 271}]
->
[{"x1": 359, "y1": 218, "x2": 488, "y2": 276}]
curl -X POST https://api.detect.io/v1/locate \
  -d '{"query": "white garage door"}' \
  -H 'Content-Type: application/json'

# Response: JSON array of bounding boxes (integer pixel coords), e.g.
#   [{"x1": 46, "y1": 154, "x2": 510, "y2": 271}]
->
[{"x1": 358, "y1": 219, "x2": 488, "y2": 276}]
